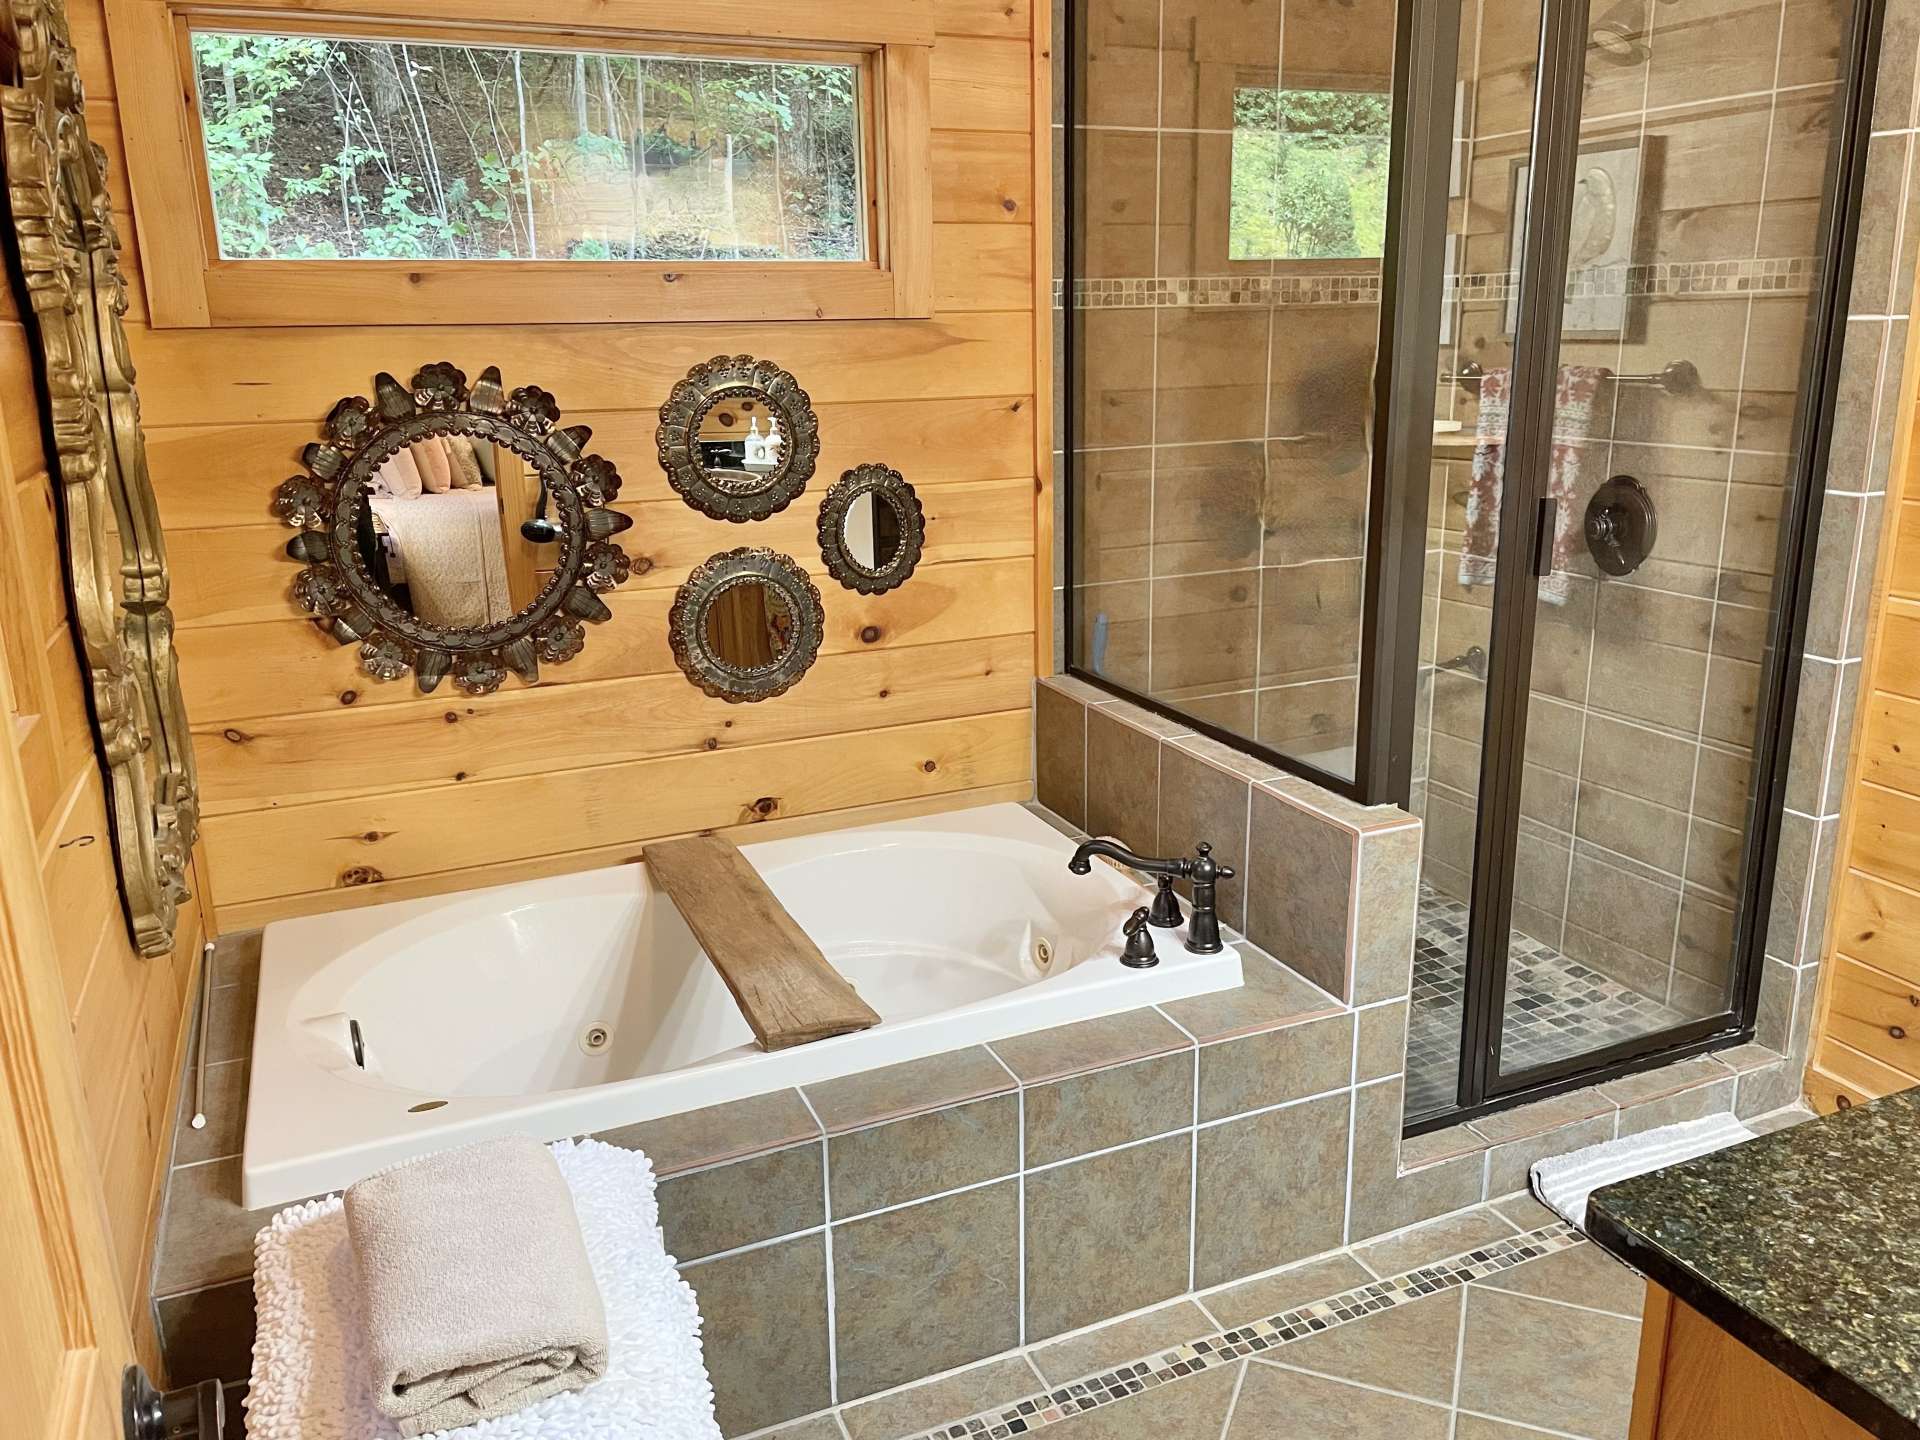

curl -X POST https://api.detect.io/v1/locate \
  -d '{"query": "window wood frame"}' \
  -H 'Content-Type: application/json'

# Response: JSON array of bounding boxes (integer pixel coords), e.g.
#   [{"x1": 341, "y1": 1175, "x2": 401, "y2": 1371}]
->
[{"x1": 103, "y1": 0, "x2": 935, "y2": 327}]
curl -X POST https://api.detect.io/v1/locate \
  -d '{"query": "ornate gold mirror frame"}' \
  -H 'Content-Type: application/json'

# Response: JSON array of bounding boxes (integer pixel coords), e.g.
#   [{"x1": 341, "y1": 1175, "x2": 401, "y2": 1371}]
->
[{"x1": 1, "y1": 0, "x2": 198, "y2": 956}]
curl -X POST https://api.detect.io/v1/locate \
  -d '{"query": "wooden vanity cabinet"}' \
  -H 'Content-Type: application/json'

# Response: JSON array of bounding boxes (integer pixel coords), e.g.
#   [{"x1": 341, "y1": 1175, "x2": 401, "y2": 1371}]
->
[{"x1": 1629, "y1": 1284, "x2": 1877, "y2": 1440}]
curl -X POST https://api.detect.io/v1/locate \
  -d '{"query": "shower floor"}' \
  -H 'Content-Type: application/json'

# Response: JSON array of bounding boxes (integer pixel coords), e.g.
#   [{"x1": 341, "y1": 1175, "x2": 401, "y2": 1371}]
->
[{"x1": 1404, "y1": 885, "x2": 1690, "y2": 1117}]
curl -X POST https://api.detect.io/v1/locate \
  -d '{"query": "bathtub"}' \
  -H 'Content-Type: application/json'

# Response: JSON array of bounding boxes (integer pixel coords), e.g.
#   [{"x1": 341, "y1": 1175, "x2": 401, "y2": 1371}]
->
[{"x1": 242, "y1": 803, "x2": 1242, "y2": 1207}]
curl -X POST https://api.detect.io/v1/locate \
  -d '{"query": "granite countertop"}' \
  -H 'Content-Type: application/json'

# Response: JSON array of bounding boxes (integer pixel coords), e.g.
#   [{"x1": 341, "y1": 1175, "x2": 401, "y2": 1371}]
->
[{"x1": 1588, "y1": 1090, "x2": 1920, "y2": 1440}]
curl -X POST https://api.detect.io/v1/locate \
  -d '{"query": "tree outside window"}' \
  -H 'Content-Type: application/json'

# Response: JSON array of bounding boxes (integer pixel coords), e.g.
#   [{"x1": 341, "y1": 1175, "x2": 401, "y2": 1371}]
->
[
  {"x1": 1229, "y1": 87, "x2": 1391, "y2": 262},
  {"x1": 190, "y1": 32, "x2": 866, "y2": 263}
]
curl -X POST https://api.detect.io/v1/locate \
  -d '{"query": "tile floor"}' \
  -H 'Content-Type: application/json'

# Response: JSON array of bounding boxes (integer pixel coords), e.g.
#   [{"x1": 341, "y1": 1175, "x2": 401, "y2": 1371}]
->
[
  {"x1": 761, "y1": 1193, "x2": 1652, "y2": 1440},
  {"x1": 1405, "y1": 886, "x2": 1691, "y2": 1118}
]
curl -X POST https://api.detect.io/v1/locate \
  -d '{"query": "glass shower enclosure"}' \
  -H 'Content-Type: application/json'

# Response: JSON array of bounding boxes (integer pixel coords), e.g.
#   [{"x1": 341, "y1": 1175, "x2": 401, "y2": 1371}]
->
[{"x1": 1063, "y1": 0, "x2": 1881, "y2": 1126}]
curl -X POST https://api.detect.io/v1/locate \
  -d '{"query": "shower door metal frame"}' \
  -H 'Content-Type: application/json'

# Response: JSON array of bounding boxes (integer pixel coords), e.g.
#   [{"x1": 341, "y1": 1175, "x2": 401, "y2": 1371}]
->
[
  {"x1": 1059, "y1": 0, "x2": 1885, "y2": 1129},
  {"x1": 1431, "y1": 0, "x2": 1887, "y2": 1129}
]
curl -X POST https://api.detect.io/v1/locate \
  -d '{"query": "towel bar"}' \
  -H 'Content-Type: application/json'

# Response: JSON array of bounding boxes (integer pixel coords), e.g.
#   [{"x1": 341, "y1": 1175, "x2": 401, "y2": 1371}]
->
[{"x1": 1441, "y1": 358, "x2": 1698, "y2": 394}]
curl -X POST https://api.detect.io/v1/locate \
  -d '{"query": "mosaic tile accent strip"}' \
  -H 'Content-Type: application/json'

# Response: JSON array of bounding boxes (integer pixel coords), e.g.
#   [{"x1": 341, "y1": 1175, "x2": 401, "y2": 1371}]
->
[
  {"x1": 901, "y1": 1222, "x2": 1586, "y2": 1440},
  {"x1": 1404, "y1": 884, "x2": 1688, "y2": 1117},
  {"x1": 1072, "y1": 256, "x2": 1820, "y2": 310},
  {"x1": 1071, "y1": 274, "x2": 1381, "y2": 309}
]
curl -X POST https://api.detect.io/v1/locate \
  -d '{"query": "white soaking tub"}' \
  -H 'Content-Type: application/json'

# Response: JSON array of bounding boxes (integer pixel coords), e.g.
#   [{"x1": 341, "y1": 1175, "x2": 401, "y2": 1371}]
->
[{"x1": 242, "y1": 802, "x2": 1242, "y2": 1207}]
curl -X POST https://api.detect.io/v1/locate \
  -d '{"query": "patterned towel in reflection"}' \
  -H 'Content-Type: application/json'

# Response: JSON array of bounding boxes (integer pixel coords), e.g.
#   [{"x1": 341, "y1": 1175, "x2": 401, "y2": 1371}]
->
[{"x1": 1457, "y1": 364, "x2": 1612, "y2": 606}]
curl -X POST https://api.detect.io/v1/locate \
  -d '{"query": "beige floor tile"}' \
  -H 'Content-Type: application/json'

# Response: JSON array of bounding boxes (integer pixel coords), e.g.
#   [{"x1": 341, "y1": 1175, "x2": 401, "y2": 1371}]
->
[
  {"x1": 1045, "y1": 1362, "x2": 1243, "y2": 1440},
  {"x1": 1476, "y1": 1242, "x2": 1647, "y2": 1318},
  {"x1": 1490, "y1": 1192, "x2": 1559, "y2": 1231},
  {"x1": 1354, "y1": 1206, "x2": 1521, "y2": 1276},
  {"x1": 763, "y1": 1419, "x2": 846, "y2": 1440},
  {"x1": 1455, "y1": 1417, "x2": 1561, "y2": 1439},
  {"x1": 1457, "y1": 1287, "x2": 1640, "y2": 1440},
  {"x1": 1231, "y1": 1361, "x2": 1453, "y2": 1438},
  {"x1": 840, "y1": 1357, "x2": 1041, "y2": 1440},
  {"x1": 1272, "y1": 1290, "x2": 1467, "y2": 1404},
  {"x1": 1028, "y1": 1300, "x2": 1214, "y2": 1385},
  {"x1": 1199, "y1": 1253, "x2": 1374, "y2": 1329}
]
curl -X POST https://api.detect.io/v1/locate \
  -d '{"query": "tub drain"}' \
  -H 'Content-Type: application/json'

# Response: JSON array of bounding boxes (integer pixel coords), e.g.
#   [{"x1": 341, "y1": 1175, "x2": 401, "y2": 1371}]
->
[{"x1": 580, "y1": 1024, "x2": 611, "y2": 1055}]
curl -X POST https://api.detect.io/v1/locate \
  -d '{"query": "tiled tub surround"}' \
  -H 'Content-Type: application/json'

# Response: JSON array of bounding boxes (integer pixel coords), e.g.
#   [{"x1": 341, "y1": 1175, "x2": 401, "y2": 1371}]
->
[{"x1": 157, "y1": 918, "x2": 1796, "y2": 1436}]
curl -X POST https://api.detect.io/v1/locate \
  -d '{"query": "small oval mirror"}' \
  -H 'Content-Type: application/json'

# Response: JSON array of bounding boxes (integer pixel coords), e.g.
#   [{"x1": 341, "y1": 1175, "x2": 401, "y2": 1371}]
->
[
  {"x1": 670, "y1": 548, "x2": 825, "y2": 702},
  {"x1": 817, "y1": 464, "x2": 924, "y2": 594}
]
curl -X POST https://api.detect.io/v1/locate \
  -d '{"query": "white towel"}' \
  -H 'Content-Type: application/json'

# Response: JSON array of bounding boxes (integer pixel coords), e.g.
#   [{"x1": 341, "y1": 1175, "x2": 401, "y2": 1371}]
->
[
  {"x1": 247, "y1": 1138, "x2": 722, "y2": 1440},
  {"x1": 344, "y1": 1135, "x2": 608, "y2": 1435},
  {"x1": 1530, "y1": 1112, "x2": 1755, "y2": 1232}
]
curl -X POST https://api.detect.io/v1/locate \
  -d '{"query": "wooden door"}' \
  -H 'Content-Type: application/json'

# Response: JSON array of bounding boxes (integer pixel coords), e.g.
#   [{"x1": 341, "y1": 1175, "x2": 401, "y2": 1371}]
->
[{"x1": 0, "y1": 621, "x2": 137, "y2": 1438}]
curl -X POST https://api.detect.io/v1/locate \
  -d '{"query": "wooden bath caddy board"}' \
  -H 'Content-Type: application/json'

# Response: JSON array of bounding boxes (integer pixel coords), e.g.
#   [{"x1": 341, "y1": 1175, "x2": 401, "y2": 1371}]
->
[{"x1": 645, "y1": 834, "x2": 881, "y2": 1050}]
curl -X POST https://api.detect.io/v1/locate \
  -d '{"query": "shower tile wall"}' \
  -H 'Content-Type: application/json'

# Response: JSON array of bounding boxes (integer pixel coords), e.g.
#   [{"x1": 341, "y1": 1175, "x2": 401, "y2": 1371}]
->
[
  {"x1": 1071, "y1": 0, "x2": 1393, "y2": 773},
  {"x1": 1412, "y1": 0, "x2": 1861, "y2": 1020}
]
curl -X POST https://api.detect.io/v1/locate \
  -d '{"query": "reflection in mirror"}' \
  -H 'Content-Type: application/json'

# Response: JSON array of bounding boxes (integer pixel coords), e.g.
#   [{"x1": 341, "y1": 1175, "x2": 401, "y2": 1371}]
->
[
  {"x1": 670, "y1": 547, "x2": 824, "y2": 702},
  {"x1": 277, "y1": 364, "x2": 636, "y2": 695},
  {"x1": 842, "y1": 489, "x2": 905, "y2": 571},
  {"x1": 657, "y1": 355, "x2": 820, "y2": 521},
  {"x1": 695, "y1": 393, "x2": 785, "y2": 481},
  {"x1": 703, "y1": 579, "x2": 797, "y2": 670},
  {"x1": 355, "y1": 424, "x2": 514, "y2": 628},
  {"x1": 817, "y1": 464, "x2": 924, "y2": 594}
]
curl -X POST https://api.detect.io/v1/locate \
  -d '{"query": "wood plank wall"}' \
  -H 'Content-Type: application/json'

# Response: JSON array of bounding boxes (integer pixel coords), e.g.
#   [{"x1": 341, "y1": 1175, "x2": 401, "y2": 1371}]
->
[
  {"x1": 0, "y1": 216, "x2": 207, "y2": 1375},
  {"x1": 1810, "y1": 311, "x2": 1920, "y2": 1113},
  {"x1": 73, "y1": 0, "x2": 1051, "y2": 930}
]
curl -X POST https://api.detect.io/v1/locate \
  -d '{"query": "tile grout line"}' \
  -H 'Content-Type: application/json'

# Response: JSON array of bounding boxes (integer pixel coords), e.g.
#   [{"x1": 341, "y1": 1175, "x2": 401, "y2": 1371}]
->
[
  {"x1": 1469, "y1": 1276, "x2": 1641, "y2": 1324},
  {"x1": 1447, "y1": 1277, "x2": 1469, "y2": 1440},
  {"x1": 1214, "y1": 1358, "x2": 1249, "y2": 1440},
  {"x1": 984, "y1": 1045, "x2": 1031, "y2": 1350},
  {"x1": 793, "y1": 1089, "x2": 840, "y2": 1408}
]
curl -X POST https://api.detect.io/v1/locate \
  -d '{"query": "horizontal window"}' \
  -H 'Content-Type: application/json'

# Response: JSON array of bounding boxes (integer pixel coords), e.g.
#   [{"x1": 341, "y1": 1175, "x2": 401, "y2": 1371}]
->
[
  {"x1": 188, "y1": 31, "x2": 869, "y2": 265},
  {"x1": 1230, "y1": 87, "x2": 1391, "y2": 262}
]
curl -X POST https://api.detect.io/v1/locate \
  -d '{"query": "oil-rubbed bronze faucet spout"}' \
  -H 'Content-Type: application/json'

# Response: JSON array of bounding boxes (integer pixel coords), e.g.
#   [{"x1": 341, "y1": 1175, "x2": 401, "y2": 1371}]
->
[{"x1": 1068, "y1": 839, "x2": 1234, "y2": 955}]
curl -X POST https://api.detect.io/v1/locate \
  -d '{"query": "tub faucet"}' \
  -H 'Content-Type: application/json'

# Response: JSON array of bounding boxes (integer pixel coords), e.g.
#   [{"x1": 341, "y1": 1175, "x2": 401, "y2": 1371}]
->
[{"x1": 1068, "y1": 838, "x2": 1234, "y2": 954}]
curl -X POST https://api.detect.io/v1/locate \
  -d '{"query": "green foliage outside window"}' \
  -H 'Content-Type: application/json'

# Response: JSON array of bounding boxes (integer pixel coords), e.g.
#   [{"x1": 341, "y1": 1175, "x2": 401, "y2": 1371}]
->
[
  {"x1": 190, "y1": 31, "x2": 865, "y2": 262},
  {"x1": 1229, "y1": 87, "x2": 1391, "y2": 261}
]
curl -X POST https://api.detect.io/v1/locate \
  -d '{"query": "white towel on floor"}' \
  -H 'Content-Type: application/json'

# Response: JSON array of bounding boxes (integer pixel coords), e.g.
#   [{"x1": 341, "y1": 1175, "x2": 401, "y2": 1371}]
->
[
  {"x1": 247, "y1": 1138, "x2": 721, "y2": 1440},
  {"x1": 1530, "y1": 1112, "x2": 1756, "y2": 1232}
]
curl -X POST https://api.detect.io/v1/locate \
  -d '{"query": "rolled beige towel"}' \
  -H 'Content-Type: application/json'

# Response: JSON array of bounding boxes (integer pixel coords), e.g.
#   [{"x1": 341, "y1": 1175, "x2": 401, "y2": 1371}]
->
[{"x1": 343, "y1": 1134, "x2": 610, "y2": 1436}]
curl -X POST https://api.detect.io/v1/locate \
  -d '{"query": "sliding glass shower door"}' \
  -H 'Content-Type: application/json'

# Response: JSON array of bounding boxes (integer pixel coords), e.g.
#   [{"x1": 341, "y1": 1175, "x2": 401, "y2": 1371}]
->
[{"x1": 1406, "y1": 0, "x2": 1873, "y2": 1121}]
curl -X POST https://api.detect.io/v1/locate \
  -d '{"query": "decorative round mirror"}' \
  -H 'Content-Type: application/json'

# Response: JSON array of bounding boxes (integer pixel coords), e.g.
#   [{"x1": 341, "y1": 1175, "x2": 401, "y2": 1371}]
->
[
  {"x1": 656, "y1": 355, "x2": 821, "y2": 522},
  {"x1": 817, "y1": 464, "x2": 925, "y2": 594},
  {"x1": 669, "y1": 548, "x2": 825, "y2": 702},
  {"x1": 274, "y1": 363, "x2": 634, "y2": 695}
]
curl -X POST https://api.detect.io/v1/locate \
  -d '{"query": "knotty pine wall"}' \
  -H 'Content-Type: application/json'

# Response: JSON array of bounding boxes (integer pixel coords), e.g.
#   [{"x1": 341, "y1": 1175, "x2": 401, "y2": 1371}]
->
[
  {"x1": 1809, "y1": 313, "x2": 1920, "y2": 1113},
  {"x1": 0, "y1": 222, "x2": 207, "y2": 1374},
  {"x1": 71, "y1": 0, "x2": 1051, "y2": 929}
]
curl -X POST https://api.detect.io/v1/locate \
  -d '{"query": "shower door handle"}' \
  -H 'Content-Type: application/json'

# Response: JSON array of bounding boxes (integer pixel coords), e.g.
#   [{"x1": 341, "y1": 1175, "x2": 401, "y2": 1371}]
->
[{"x1": 1531, "y1": 498, "x2": 1559, "y2": 578}]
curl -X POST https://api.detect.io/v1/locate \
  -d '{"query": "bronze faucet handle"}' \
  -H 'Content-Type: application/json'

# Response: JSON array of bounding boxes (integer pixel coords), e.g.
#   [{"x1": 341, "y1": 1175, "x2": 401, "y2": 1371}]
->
[
  {"x1": 1121, "y1": 906, "x2": 1159, "y2": 968},
  {"x1": 1192, "y1": 840, "x2": 1235, "y2": 881}
]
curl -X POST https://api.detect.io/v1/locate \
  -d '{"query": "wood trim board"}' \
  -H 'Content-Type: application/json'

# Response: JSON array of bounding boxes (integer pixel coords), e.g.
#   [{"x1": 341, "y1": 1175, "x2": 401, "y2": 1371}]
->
[{"x1": 645, "y1": 833, "x2": 881, "y2": 1049}]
